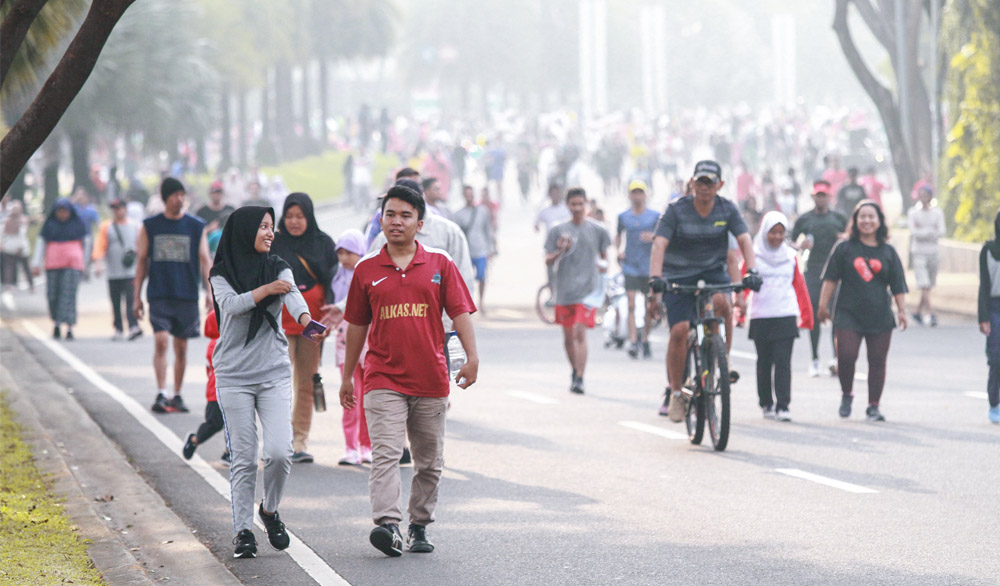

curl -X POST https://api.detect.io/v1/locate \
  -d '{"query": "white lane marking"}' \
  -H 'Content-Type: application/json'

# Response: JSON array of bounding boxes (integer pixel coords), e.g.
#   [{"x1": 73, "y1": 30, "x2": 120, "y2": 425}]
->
[
  {"x1": 506, "y1": 390, "x2": 559, "y2": 405},
  {"x1": 964, "y1": 391, "x2": 989, "y2": 400},
  {"x1": 729, "y1": 349, "x2": 868, "y2": 381},
  {"x1": 22, "y1": 320, "x2": 350, "y2": 586},
  {"x1": 775, "y1": 468, "x2": 878, "y2": 494},
  {"x1": 618, "y1": 420, "x2": 689, "y2": 441}
]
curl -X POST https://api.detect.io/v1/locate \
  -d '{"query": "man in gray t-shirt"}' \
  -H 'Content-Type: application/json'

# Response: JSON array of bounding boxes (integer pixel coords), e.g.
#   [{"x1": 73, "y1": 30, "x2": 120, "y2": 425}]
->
[
  {"x1": 454, "y1": 185, "x2": 495, "y2": 312},
  {"x1": 544, "y1": 187, "x2": 611, "y2": 394}
]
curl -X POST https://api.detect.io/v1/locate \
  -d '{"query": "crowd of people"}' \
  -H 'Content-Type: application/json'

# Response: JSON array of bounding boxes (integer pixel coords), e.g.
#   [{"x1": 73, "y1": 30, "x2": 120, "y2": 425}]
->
[{"x1": 1, "y1": 100, "x2": 995, "y2": 564}]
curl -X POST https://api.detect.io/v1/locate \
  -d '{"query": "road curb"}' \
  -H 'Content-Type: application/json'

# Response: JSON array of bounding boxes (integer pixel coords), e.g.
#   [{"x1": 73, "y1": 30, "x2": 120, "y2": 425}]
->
[{"x1": 1, "y1": 324, "x2": 242, "y2": 586}]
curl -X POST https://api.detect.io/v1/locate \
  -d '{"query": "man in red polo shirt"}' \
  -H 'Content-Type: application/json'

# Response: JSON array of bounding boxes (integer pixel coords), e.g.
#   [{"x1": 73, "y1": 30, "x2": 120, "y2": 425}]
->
[{"x1": 340, "y1": 183, "x2": 478, "y2": 558}]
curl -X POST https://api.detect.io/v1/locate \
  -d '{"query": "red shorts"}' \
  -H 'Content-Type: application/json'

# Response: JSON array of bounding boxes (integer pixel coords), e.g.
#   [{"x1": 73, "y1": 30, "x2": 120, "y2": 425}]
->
[{"x1": 555, "y1": 303, "x2": 597, "y2": 328}]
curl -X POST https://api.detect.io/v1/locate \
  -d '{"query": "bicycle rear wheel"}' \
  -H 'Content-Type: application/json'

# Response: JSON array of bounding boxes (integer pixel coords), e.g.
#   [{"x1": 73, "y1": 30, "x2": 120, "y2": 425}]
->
[
  {"x1": 684, "y1": 344, "x2": 705, "y2": 445},
  {"x1": 535, "y1": 284, "x2": 556, "y2": 324},
  {"x1": 703, "y1": 335, "x2": 731, "y2": 451}
]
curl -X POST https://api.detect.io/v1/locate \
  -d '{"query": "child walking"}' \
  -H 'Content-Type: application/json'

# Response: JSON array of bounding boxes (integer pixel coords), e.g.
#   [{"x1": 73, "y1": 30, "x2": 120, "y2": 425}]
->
[
  {"x1": 181, "y1": 310, "x2": 230, "y2": 463},
  {"x1": 209, "y1": 207, "x2": 328, "y2": 559},
  {"x1": 978, "y1": 210, "x2": 1000, "y2": 424}
]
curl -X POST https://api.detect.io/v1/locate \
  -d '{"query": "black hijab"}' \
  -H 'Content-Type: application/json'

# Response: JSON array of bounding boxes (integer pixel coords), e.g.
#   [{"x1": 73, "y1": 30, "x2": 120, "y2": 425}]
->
[
  {"x1": 989, "y1": 210, "x2": 1000, "y2": 261},
  {"x1": 40, "y1": 198, "x2": 88, "y2": 242},
  {"x1": 271, "y1": 192, "x2": 338, "y2": 303},
  {"x1": 210, "y1": 206, "x2": 290, "y2": 346}
]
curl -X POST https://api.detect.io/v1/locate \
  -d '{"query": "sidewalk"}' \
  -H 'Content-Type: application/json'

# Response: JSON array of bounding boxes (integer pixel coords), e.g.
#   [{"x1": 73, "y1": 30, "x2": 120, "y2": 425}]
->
[{"x1": 1, "y1": 323, "x2": 241, "y2": 586}]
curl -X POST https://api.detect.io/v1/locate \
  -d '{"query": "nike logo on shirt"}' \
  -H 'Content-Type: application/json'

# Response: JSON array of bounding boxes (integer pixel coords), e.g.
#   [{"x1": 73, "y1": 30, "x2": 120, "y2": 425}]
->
[{"x1": 372, "y1": 277, "x2": 388, "y2": 286}]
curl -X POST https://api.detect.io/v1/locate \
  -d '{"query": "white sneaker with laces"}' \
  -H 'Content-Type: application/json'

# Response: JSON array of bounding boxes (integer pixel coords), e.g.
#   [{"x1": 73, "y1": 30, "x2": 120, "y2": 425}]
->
[
  {"x1": 666, "y1": 391, "x2": 686, "y2": 422},
  {"x1": 808, "y1": 359, "x2": 820, "y2": 378},
  {"x1": 762, "y1": 405, "x2": 775, "y2": 419},
  {"x1": 775, "y1": 408, "x2": 792, "y2": 422}
]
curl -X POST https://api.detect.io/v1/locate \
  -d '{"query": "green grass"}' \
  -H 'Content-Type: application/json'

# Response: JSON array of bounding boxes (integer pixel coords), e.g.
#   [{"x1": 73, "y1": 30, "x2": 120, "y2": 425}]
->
[{"x1": 0, "y1": 391, "x2": 107, "y2": 586}]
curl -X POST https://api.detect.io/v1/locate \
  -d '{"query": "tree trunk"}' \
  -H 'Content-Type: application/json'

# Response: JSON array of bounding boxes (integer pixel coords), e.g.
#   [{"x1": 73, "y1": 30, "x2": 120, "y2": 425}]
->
[
  {"x1": 319, "y1": 59, "x2": 329, "y2": 147},
  {"x1": 42, "y1": 138, "x2": 61, "y2": 213},
  {"x1": 0, "y1": 0, "x2": 48, "y2": 86},
  {"x1": 194, "y1": 135, "x2": 208, "y2": 174},
  {"x1": 218, "y1": 86, "x2": 232, "y2": 173},
  {"x1": 237, "y1": 84, "x2": 248, "y2": 169},
  {"x1": 258, "y1": 68, "x2": 278, "y2": 166},
  {"x1": 69, "y1": 129, "x2": 97, "y2": 200},
  {"x1": 299, "y1": 62, "x2": 317, "y2": 155},
  {"x1": 274, "y1": 60, "x2": 295, "y2": 160},
  {"x1": 833, "y1": 0, "x2": 917, "y2": 212},
  {"x1": 0, "y1": 0, "x2": 137, "y2": 197}
]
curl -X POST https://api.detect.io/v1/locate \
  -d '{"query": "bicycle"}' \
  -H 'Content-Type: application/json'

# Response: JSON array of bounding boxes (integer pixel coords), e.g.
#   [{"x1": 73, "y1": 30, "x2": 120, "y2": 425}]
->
[{"x1": 669, "y1": 280, "x2": 744, "y2": 452}]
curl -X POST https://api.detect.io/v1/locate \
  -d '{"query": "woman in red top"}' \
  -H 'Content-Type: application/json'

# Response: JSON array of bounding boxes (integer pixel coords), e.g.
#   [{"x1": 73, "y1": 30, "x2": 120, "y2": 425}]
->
[
  {"x1": 271, "y1": 193, "x2": 338, "y2": 463},
  {"x1": 32, "y1": 199, "x2": 87, "y2": 340}
]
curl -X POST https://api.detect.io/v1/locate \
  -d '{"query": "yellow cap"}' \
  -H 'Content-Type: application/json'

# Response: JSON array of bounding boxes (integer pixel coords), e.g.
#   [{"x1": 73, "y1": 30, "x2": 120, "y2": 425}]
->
[{"x1": 628, "y1": 179, "x2": 648, "y2": 193}]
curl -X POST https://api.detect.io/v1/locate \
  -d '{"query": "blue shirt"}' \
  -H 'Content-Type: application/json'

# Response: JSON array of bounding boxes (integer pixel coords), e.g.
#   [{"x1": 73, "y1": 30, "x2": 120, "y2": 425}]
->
[
  {"x1": 654, "y1": 195, "x2": 748, "y2": 280},
  {"x1": 617, "y1": 208, "x2": 660, "y2": 277},
  {"x1": 143, "y1": 213, "x2": 204, "y2": 301}
]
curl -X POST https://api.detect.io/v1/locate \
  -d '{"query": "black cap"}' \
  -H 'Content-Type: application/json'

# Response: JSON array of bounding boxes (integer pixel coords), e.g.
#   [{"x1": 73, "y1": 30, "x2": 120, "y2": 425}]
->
[
  {"x1": 160, "y1": 177, "x2": 185, "y2": 201},
  {"x1": 692, "y1": 160, "x2": 722, "y2": 183}
]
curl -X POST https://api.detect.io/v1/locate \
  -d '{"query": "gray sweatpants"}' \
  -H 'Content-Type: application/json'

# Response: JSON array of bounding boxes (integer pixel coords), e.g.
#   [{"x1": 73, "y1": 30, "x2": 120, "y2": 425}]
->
[{"x1": 218, "y1": 377, "x2": 293, "y2": 534}]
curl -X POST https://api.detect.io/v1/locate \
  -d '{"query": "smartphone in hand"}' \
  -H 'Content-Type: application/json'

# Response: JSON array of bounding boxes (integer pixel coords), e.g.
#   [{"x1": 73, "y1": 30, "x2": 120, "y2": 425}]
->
[{"x1": 301, "y1": 319, "x2": 327, "y2": 341}]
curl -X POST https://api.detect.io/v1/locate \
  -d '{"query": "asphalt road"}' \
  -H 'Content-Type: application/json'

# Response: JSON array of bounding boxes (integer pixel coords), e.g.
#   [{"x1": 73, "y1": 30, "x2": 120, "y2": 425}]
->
[{"x1": 3, "y1": 186, "x2": 998, "y2": 585}]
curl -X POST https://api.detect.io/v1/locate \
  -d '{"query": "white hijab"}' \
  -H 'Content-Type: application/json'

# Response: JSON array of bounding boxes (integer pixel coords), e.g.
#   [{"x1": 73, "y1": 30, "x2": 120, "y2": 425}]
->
[{"x1": 753, "y1": 211, "x2": 796, "y2": 268}]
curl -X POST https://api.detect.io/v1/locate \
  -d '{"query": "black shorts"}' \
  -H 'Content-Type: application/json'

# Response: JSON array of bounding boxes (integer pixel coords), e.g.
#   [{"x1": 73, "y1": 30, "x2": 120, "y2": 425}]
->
[
  {"x1": 663, "y1": 268, "x2": 730, "y2": 328},
  {"x1": 149, "y1": 298, "x2": 200, "y2": 339},
  {"x1": 624, "y1": 275, "x2": 649, "y2": 292}
]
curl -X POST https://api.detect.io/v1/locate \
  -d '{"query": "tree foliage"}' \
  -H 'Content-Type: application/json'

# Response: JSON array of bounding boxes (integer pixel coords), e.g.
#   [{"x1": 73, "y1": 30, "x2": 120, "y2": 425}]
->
[{"x1": 940, "y1": 0, "x2": 1000, "y2": 242}]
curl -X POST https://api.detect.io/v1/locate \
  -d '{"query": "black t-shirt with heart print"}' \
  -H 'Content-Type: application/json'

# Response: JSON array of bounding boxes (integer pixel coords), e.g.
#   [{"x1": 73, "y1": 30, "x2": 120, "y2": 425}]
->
[{"x1": 821, "y1": 239, "x2": 909, "y2": 333}]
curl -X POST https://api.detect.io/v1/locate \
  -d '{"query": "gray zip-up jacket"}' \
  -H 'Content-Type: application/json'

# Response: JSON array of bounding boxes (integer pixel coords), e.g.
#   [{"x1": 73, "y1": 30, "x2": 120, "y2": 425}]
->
[{"x1": 210, "y1": 268, "x2": 309, "y2": 388}]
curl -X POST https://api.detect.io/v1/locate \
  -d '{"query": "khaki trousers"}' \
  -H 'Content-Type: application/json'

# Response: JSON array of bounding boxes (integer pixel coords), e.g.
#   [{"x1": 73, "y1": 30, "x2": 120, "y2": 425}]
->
[
  {"x1": 365, "y1": 389, "x2": 447, "y2": 526},
  {"x1": 287, "y1": 335, "x2": 322, "y2": 453}
]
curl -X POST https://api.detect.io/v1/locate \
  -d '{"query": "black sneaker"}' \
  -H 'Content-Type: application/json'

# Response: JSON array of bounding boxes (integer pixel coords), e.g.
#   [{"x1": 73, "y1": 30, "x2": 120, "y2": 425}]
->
[
  {"x1": 168, "y1": 395, "x2": 189, "y2": 413},
  {"x1": 407, "y1": 523, "x2": 434, "y2": 553},
  {"x1": 642, "y1": 341, "x2": 651, "y2": 359},
  {"x1": 182, "y1": 433, "x2": 197, "y2": 460},
  {"x1": 233, "y1": 529, "x2": 257, "y2": 559},
  {"x1": 839, "y1": 394, "x2": 853, "y2": 418},
  {"x1": 369, "y1": 523, "x2": 403, "y2": 557},
  {"x1": 151, "y1": 393, "x2": 170, "y2": 413},
  {"x1": 865, "y1": 405, "x2": 886, "y2": 422},
  {"x1": 399, "y1": 447, "x2": 411, "y2": 465},
  {"x1": 912, "y1": 313, "x2": 924, "y2": 325},
  {"x1": 53, "y1": 325, "x2": 61, "y2": 340},
  {"x1": 627, "y1": 342, "x2": 639, "y2": 359},
  {"x1": 290, "y1": 451, "x2": 314, "y2": 464},
  {"x1": 570, "y1": 375, "x2": 584, "y2": 394},
  {"x1": 258, "y1": 503, "x2": 290, "y2": 550},
  {"x1": 221, "y1": 451, "x2": 231, "y2": 464},
  {"x1": 65, "y1": 330, "x2": 75, "y2": 341},
  {"x1": 928, "y1": 314, "x2": 938, "y2": 327}
]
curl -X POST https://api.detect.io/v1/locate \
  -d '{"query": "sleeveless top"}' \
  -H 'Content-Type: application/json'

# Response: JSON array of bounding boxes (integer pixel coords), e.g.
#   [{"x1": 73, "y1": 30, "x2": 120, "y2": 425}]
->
[{"x1": 144, "y1": 213, "x2": 204, "y2": 301}]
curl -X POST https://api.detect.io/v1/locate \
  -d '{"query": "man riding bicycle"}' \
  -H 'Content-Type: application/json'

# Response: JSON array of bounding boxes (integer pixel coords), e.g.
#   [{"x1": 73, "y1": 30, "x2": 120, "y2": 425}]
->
[{"x1": 648, "y1": 160, "x2": 762, "y2": 422}]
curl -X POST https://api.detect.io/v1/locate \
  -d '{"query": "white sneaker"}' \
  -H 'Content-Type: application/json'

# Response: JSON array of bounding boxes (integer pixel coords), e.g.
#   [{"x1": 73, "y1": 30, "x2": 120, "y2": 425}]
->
[
  {"x1": 762, "y1": 405, "x2": 775, "y2": 419},
  {"x1": 808, "y1": 359, "x2": 820, "y2": 378},
  {"x1": 775, "y1": 408, "x2": 792, "y2": 422},
  {"x1": 111, "y1": 331, "x2": 124, "y2": 341},
  {"x1": 666, "y1": 391, "x2": 686, "y2": 422}
]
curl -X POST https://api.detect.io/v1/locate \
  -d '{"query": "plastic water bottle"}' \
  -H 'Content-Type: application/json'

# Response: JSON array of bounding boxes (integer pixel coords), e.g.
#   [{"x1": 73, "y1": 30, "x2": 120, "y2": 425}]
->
[
  {"x1": 446, "y1": 331, "x2": 466, "y2": 384},
  {"x1": 312, "y1": 373, "x2": 327, "y2": 412}
]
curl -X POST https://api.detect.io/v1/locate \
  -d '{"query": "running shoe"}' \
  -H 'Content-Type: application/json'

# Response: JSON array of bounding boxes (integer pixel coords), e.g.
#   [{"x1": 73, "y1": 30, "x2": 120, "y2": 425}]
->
[
  {"x1": 290, "y1": 451, "x2": 314, "y2": 464},
  {"x1": 370, "y1": 523, "x2": 403, "y2": 557},
  {"x1": 667, "y1": 391, "x2": 686, "y2": 422},
  {"x1": 151, "y1": 393, "x2": 170, "y2": 413},
  {"x1": 221, "y1": 451, "x2": 231, "y2": 464},
  {"x1": 642, "y1": 341, "x2": 651, "y2": 359},
  {"x1": 407, "y1": 523, "x2": 434, "y2": 553},
  {"x1": 258, "y1": 503, "x2": 290, "y2": 550},
  {"x1": 828, "y1": 360, "x2": 839, "y2": 377},
  {"x1": 128, "y1": 326, "x2": 143, "y2": 341},
  {"x1": 399, "y1": 447, "x2": 412, "y2": 465},
  {"x1": 928, "y1": 314, "x2": 938, "y2": 327},
  {"x1": 808, "y1": 359, "x2": 821, "y2": 378},
  {"x1": 865, "y1": 405, "x2": 886, "y2": 422},
  {"x1": 338, "y1": 451, "x2": 361, "y2": 466},
  {"x1": 360, "y1": 448, "x2": 372, "y2": 463},
  {"x1": 627, "y1": 342, "x2": 639, "y2": 359},
  {"x1": 53, "y1": 325, "x2": 61, "y2": 340},
  {"x1": 111, "y1": 330, "x2": 124, "y2": 342},
  {"x1": 989, "y1": 405, "x2": 1000, "y2": 424},
  {"x1": 912, "y1": 313, "x2": 924, "y2": 325},
  {"x1": 233, "y1": 529, "x2": 257, "y2": 559},
  {"x1": 657, "y1": 390, "x2": 671, "y2": 417},
  {"x1": 775, "y1": 408, "x2": 792, "y2": 422},
  {"x1": 167, "y1": 395, "x2": 189, "y2": 413},
  {"x1": 570, "y1": 375, "x2": 584, "y2": 395},
  {"x1": 762, "y1": 405, "x2": 775, "y2": 419},
  {"x1": 839, "y1": 394, "x2": 853, "y2": 418},
  {"x1": 182, "y1": 433, "x2": 197, "y2": 460},
  {"x1": 65, "y1": 330, "x2": 74, "y2": 341}
]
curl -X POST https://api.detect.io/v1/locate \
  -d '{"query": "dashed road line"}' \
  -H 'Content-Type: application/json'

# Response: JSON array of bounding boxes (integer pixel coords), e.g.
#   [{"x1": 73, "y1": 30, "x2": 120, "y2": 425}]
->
[
  {"x1": 618, "y1": 420, "x2": 689, "y2": 440},
  {"x1": 22, "y1": 320, "x2": 350, "y2": 586},
  {"x1": 963, "y1": 391, "x2": 989, "y2": 400},
  {"x1": 506, "y1": 390, "x2": 559, "y2": 405},
  {"x1": 775, "y1": 468, "x2": 878, "y2": 494}
]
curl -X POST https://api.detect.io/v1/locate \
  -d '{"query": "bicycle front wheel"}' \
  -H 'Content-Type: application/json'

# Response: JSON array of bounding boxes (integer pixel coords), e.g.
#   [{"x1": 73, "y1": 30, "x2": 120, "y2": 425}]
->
[
  {"x1": 703, "y1": 334, "x2": 731, "y2": 451},
  {"x1": 684, "y1": 344, "x2": 705, "y2": 445},
  {"x1": 535, "y1": 284, "x2": 556, "y2": 324}
]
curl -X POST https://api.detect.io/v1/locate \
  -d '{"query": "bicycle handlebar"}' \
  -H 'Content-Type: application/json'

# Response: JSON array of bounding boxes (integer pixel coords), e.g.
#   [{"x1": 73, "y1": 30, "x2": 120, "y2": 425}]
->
[{"x1": 667, "y1": 281, "x2": 745, "y2": 294}]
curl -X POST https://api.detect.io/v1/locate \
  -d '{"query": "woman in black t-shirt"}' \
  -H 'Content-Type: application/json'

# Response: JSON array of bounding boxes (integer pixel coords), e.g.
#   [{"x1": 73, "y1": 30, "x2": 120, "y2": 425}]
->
[{"x1": 818, "y1": 201, "x2": 908, "y2": 422}]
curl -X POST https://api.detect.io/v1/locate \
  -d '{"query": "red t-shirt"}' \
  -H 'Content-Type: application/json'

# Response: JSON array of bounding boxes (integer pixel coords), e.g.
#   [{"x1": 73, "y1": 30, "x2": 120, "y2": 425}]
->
[
  {"x1": 282, "y1": 284, "x2": 325, "y2": 335},
  {"x1": 344, "y1": 241, "x2": 476, "y2": 397}
]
